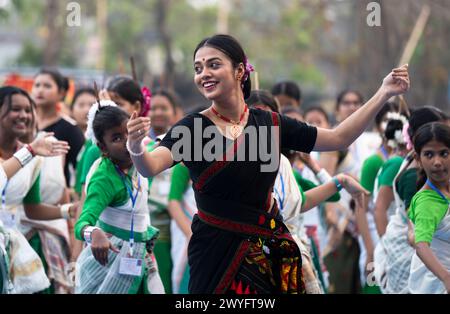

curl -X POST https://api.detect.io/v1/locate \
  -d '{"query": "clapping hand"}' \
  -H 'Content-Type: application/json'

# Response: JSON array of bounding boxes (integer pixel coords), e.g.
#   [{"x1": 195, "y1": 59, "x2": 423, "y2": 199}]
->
[{"x1": 29, "y1": 132, "x2": 70, "y2": 157}]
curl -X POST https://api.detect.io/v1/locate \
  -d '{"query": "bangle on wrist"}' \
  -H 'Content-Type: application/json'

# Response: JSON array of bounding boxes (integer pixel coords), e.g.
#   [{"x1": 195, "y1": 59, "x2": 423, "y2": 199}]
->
[
  {"x1": 332, "y1": 176, "x2": 343, "y2": 192},
  {"x1": 83, "y1": 226, "x2": 100, "y2": 244},
  {"x1": 316, "y1": 169, "x2": 332, "y2": 184},
  {"x1": 25, "y1": 144, "x2": 36, "y2": 157},
  {"x1": 13, "y1": 147, "x2": 34, "y2": 167},
  {"x1": 59, "y1": 203, "x2": 73, "y2": 220},
  {"x1": 126, "y1": 140, "x2": 145, "y2": 157}
]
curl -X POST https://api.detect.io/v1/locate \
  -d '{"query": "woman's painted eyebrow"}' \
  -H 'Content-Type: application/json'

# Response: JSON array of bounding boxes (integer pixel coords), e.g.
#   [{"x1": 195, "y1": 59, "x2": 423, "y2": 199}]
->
[{"x1": 194, "y1": 57, "x2": 222, "y2": 65}]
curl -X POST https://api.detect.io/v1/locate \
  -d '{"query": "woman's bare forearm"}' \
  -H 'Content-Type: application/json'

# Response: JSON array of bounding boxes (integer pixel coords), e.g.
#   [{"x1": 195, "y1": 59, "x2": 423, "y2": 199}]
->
[
  {"x1": 130, "y1": 146, "x2": 173, "y2": 178},
  {"x1": 335, "y1": 88, "x2": 389, "y2": 147},
  {"x1": 374, "y1": 186, "x2": 393, "y2": 237},
  {"x1": 315, "y1": 88, "x2": 389, "y2": 151},
  {"x1": 302, "y1": 181, "x2": 339, "y2": 212},
  {"x1": 416, "y1": 243, "x2": 450, "y2": 283},
  {"x1": 355, "y1": 197, "x2": 374, "y2": 256},
  {"x1": 2, "y1": 158, "x2": 23, "y2": 179},
  {"x1": 24, "y1": 203, "x2": 63, "y2": 220},
  {"x1": 167, "y1": 200, "x2": 193, "y2": 238}
]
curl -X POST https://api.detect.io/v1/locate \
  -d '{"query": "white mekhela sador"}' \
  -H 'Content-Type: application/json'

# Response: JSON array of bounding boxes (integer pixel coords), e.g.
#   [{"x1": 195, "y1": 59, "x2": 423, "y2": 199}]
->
[
  {"x1": 373, "y1": 157, "x2": 414, "y2": 293},
  {"x1": 0, "y1": 157, "x2": 50, "y2": 293}
]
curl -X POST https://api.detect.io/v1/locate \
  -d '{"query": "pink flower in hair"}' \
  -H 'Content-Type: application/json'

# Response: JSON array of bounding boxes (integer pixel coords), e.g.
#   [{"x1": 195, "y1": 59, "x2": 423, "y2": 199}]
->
[
  {"x1": 140, "y1": 86, "x2": 152, "y2": 117},
  {"x1": 242, "y1": 57, "x2": 255, "y2": 83}
]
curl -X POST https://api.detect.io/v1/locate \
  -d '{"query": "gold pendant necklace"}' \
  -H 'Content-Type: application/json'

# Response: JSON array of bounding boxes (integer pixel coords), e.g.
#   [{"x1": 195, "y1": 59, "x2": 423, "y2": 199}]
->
[
  {"x1": 229, "y1": 125, "x2": 243, "y2": 139},
  {"x1": 211, "y1": 105, "x2": 248, "y2": 140}
]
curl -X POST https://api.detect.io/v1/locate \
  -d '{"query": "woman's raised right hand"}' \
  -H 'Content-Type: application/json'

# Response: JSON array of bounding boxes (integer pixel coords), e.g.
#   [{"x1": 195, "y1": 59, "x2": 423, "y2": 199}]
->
[
  {"x1": 91, "y1": 229, "x2": 119, "y2": 266},
  {"x1": 127, "y1": 111, "x2": 151, "y2": 153}
]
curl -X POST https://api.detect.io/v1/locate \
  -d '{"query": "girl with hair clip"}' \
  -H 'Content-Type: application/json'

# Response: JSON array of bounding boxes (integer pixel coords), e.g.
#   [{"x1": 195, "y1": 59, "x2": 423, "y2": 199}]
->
[
  {"x1": 248, "y1": 90, "x2": 368, "y2": 294},
  {"x1": 0, "y1": 86, "x2": 73, "y2": 294},
  {"x1": 72, "y1": 76, "x2": 152, "y2": 263},
  {"x1": 373, "y1": 107, "x2": 448, "y2": 294},
  {"x1": 74, "y1": 101, "x2": 163, "y2": 294},
  {"x1": 77, "y1": 75, "x2": 151, "y2": 198},
  {"x1": 127, "y1": 34, "x2": 409, "y2": 294},
  {"x1": 32, "y1": 68, "x2": 85, "y2": 186},
  {"x1": 408, "y1": 122, "x2": 450, "y2": 294},
  {"x1": 373, "y1": 112, "x2": 411, "y2": 237}
]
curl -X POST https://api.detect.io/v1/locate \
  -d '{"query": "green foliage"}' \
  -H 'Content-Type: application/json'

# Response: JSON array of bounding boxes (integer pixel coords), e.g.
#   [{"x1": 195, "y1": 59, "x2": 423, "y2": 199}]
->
[{"x1": 16, "y1": 40, "x2": 43, "y2": 66}]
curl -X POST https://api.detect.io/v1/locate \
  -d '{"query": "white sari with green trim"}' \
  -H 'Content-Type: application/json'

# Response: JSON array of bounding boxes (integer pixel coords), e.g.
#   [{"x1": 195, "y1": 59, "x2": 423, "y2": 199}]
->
[{"x1": 0, "y1": 157, "x2": 50, "y2": 294}]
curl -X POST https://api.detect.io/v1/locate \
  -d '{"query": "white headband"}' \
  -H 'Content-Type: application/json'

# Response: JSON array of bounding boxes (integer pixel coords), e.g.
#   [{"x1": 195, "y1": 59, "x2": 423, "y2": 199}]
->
[{"x1": 85, "y1": 100, "x2": 118, "y2": 145}]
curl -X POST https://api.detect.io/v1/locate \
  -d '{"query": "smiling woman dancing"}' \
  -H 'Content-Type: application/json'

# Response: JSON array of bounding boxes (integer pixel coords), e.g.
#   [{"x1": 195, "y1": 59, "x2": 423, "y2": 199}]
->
[{"x1": 126, "y1": 34, "x2": 410, "y2": 294}]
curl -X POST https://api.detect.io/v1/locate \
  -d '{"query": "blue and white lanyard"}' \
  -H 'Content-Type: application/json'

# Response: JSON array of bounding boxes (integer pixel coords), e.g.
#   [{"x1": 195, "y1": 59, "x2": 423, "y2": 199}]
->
[
  {"x1": 380, "y1": 145, "x2": 389, "y2": 160},
  {"x1": 115, "y1": 166, "x2": 141, "y2": 256},
  {"x1": 426, "y1": 179, "x2": 450, "y2": 205},
  {"x1": 274, "y1": 173, "x2": 285, "y2": 211}
]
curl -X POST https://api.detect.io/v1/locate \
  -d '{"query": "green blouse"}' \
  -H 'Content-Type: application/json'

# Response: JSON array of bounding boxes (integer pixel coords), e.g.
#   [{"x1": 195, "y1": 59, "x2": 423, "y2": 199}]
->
[
  {"x1": 409, "y1": 189, "x2": 449, "y2": 243},
  {"x1": 74, "y1": 139, "x2": 93, "y2": 194},
  {"x1": 168, "y1": 163, "x2": 190, "y2": 202},
  {"x1": 75, "y1": 157, "x2": 135, "y2": 240},
  {"x1": 360, "y1": 154, "x2": 384, "y2": 194},
  {"x1": 79, "y1": 144, "x2": 102, "y2": 187},
  {"x1": 377, "y1": 156, "x2": 403, "y2": 188}
]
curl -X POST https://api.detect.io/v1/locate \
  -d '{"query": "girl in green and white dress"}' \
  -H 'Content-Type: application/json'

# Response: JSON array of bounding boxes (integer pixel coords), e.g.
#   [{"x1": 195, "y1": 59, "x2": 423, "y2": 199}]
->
[
  {"x1": 74, "y1": 101, "x2": 163, "y2": 294},
  {"x1": 408, "y1": 122, "x2": 450, "y2": 294}
]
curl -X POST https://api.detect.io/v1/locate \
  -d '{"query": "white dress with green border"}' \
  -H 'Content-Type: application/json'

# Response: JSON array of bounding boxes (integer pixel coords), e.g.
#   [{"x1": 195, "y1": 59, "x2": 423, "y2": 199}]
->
[{"x1": 0, "y1": 157, "x2": 50, "y2": 294}]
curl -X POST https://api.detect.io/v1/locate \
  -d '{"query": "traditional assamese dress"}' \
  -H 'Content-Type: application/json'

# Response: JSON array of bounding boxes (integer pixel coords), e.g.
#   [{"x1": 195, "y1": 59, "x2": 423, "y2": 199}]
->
[
  {"x1": 408, "y1": 186, "x2": 450, "y2": 294},
  {"x1": 0, "y1": 157, "x2": 50, "y2": 294},
  {"x1": 373, "y1": 154, "x2": 415, "y2": 294},
  {"x1": 20, "y1": 151, "x2": 72, "y2": 294},
  {"x1": 74, "y1": 157, "x2": 163, "y2": 294},
  {"x1": 158, "y1": 108, "x2": 317, "y2": 294}
]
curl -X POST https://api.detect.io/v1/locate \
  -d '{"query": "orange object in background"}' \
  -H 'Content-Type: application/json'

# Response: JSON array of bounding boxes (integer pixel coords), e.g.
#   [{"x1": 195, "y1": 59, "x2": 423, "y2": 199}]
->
[{"x1": 3, "y1": 73, "x2": 34, "y2": 93}]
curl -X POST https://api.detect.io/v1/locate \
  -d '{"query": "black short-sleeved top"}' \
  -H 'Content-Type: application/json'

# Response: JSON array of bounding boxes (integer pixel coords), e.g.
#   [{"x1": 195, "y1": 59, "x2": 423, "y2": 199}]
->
[
  {"x1": 43, "y1": 117, "x2": 85, "y2": 186},
  {"x1": 159, "y1": 108, "x2": 317, "y2": 210}
]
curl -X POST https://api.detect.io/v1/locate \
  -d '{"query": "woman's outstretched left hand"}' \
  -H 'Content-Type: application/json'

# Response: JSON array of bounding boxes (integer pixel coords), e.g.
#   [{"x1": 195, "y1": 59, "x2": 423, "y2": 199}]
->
[
  {"x1": 337, "y1": 174, "x2": 370, "y2": 198},
  {"x1": 381, "y1": 64, "x2": 410, "y2": 98}
]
